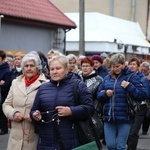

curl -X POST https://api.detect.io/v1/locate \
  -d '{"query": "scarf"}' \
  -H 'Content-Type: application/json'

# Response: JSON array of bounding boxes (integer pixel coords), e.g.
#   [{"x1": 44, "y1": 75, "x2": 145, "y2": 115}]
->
[{"x1": 25, "y1": 74, "x2": 40, "y2": 87}]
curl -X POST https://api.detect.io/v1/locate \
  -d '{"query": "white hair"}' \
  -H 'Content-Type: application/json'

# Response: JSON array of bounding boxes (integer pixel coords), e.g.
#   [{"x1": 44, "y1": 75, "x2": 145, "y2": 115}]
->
[
  {"x1": 66, "y1": 54, "x2": 77, "y2": 62},
  {"x1": 21, "y1": 51, "x2": 42, "y2": 73}
]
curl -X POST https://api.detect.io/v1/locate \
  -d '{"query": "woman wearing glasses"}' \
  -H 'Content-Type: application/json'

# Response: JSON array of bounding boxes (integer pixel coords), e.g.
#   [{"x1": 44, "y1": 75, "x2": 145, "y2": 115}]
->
[
  {"x1": 3, "y1": 51, "x2": 47, "y2": 150},
  {"x1": 79, "y1": 56, "x2": 103, "y2": 100},
  {"x1": 30, "y1": 55, "x2": 95, "y2": 150}
]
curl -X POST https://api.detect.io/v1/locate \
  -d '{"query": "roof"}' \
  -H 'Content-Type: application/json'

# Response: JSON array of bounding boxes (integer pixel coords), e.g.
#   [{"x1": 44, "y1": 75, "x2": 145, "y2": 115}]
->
[
  {"x1": 65, "y1": 12, "x2": 150, "y2": 48},
  {"x1": 0, "y1": 0, "x2": 76, "y2": 29}
]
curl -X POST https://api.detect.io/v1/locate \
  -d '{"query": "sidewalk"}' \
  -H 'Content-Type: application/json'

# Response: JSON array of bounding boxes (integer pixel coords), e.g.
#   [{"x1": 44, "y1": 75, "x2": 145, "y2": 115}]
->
[{"x1": 0, "y1": 128, "x2": 150, "y2": 150}]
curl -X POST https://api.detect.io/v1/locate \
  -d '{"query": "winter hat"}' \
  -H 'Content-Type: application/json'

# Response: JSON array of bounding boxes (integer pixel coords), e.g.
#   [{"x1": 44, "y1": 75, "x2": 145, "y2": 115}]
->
[
  {"x1": 92, "y1": 55, "x2": 103, "y2": 64},
  {"x1": 78, "y1": 55, "x2": 86, "y2": 60},
  {"x1": 100, "y1": 52, "x2": 108, "y2": 59},
  {"x1": 21, "y1": 51, "x2": 42, "y2": 73}
]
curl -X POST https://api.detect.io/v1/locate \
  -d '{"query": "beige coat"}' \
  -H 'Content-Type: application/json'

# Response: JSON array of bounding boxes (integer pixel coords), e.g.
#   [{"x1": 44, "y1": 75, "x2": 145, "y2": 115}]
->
[{"x1": 3, "y1": 74, "x2": 47, "y2": 150}]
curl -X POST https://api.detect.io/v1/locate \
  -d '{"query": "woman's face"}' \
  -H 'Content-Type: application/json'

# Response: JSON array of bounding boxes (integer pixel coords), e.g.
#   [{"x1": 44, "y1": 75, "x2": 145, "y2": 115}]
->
[
  {"x1": 128, "y1": 61, "x2": 139, "y2": 72},
  {"x1": 111, "y1": 63, "x2": 124, "y2": 74},
  {"x1": 50, "y1": 60, "x2": 68, "y2": 81},
  {"x1": 68, "y1": 59, "x2": 76, "y2": 72},
  {"x1": 93, "y1": 60, "x2": 101, "y2": 69},
  {"x1": 47, "y1": 53, "x2": 55, "y2": 61},
  {"x1": 23, "y1": 60, "x2": 39, "y2": 79},
  {"x1": 81, "y1": 63, "x2": 93, "y2": 76},
  {"x1": 140, "y1": 66, "x2": 149, "y2": 76},
  {"x1": 14, "y1": 56, "x2": 22, "y2": 67}
]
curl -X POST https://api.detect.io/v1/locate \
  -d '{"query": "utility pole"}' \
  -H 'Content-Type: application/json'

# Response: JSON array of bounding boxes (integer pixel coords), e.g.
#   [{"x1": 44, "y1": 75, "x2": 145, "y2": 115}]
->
[
  {"x1": 110, "y1": 0, "x2": 114, "y2": 16},
  {"x1": 79, "y1": 0, "x2": 85, "y2": 55}
]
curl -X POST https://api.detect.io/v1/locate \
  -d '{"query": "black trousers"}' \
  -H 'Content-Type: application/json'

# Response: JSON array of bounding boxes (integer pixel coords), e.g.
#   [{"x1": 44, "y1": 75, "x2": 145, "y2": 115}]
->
[
  {"x1": 127, "y1": 115, "x2": 145, "y2": 150},
  {"x1": 142, "y1": 114, "x2": 150, "y2": 132},
  {"x1": 0, "y1": 103, "x2": 8, "y2": 133}
]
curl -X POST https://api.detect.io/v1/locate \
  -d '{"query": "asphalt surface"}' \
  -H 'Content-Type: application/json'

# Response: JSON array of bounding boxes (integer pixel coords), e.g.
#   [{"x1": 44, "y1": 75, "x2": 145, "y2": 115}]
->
[{"x1": 0, "y1": 128, "x2": 150, "y2": 150}]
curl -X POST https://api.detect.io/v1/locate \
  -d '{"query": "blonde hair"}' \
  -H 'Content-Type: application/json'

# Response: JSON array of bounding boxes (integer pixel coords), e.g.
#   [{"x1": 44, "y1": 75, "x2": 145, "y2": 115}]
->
[
  {"x1": 110, "y1": 53, "x2": 125, "y2": 65},
  {"x1": 49, "y1": 55, "x2": 68, "y2": 68},
  {"x1": 47, "y1": 49, "x2": 60, "y2": 56},
  {"x1": 14, "y1": 52, "x2": 25, "y2": 58},
  {"x1": 103, "y1": 58, "x2": 111, "y2": 68}
]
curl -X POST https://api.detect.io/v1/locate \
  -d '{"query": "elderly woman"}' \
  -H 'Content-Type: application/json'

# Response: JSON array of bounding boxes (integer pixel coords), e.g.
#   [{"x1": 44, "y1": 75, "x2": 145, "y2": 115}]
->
[
  {"x1": 47, "y1": 49, "x2": 61, "y2": 63},
  {"x1": 66, "y1": 54, "x2": 79, "y2": 73},
  {"x1": 79, "y1": 56, "x2": 103, "y2": 101},
  {"x1": 127, "y1": 57, "x2": 150, "y2": 150},
  {"x1": 97, "y1": 53, "x2": 147, "y2": 150},
  {"x1": 30, "y1": 55, "x2": 95, "y2": 150},
  {"x1": 3, "y1": 51, "x2": 47, "y2": 150},
  {"x1": 140, "y1": 61, "x2": 150, "y2": 135}
]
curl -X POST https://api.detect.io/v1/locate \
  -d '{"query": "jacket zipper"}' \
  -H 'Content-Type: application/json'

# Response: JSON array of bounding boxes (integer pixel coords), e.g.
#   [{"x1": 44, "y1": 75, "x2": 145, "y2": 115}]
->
[{"x1": 112, "y1": 75, "x2": 121, "y2": 121}]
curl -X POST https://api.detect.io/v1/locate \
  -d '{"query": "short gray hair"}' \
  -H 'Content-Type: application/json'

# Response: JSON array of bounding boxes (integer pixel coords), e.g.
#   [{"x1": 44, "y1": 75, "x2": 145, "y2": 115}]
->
[
  {"x1": 49, "y1": 55, "x2": 68, "y2": 68},
  {"x1": 110, "y1": 53, "x2": 125, "y2": 65},
  {"x1": 66, "y1": 54, "x2": 77, "y2": 62},
  {"x1": 140, "y1": 61, "x2": 150, "y2": 69},
  {"x1": 21, "y1": 51, "x2": 42, "y2": 73}
]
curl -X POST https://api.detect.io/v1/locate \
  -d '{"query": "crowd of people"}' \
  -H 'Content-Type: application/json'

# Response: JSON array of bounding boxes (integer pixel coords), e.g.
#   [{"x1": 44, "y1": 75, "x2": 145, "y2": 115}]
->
[{"x1": 0, "y1": 49, "x2": 150, "y2": 150}]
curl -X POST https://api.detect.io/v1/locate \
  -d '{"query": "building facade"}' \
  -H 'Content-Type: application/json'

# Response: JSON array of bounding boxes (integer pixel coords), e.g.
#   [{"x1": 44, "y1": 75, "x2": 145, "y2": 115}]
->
[{"x1": 51, "y1": 0, "x2": 149, "y2": 38}]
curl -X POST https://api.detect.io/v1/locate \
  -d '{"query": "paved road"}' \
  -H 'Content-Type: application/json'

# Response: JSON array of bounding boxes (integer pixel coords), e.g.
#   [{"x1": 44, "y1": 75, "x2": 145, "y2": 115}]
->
[{"x1": 0, "y1": 128, "x2": 150, "y2": 150}]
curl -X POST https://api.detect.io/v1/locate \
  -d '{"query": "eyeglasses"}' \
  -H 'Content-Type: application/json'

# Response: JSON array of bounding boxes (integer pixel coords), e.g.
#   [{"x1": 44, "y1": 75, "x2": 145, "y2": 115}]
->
[
  {"x1": 40, "y1": 109, "x2": 60, "y2": 125},
  {"x1": 82, "y1": 65, "x2": 91, "y2": 68}
]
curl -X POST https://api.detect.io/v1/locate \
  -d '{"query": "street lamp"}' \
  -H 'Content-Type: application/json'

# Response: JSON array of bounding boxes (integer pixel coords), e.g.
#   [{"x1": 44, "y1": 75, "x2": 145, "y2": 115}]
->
[{"x1": 0, "y1": 15, "x2": 4, "y2": 32}]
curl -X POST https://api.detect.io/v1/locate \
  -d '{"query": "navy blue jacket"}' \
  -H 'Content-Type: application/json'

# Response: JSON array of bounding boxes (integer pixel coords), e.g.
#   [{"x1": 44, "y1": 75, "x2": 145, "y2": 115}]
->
[
  {"x1": 30, "y1": 72, "x2": 95, "y2": 150},
  {"x1": 10, "y1": 67, "x2": 23, "y2": 83},
  {"x1": 135, "y1": 71, "x2": 150, "y2": 116},
  {"x1": 0, "y1": 62, "x2": 11, "y2": 103},
  {"x1": 97, "y1": 67, "x2": 147, "y2": 122},
  {"x1": 136, "y1": 71, "x2": 150, "y2": 99},
  {"x1": 95, "y1": 65, "x2": 109, "y2": 79}
]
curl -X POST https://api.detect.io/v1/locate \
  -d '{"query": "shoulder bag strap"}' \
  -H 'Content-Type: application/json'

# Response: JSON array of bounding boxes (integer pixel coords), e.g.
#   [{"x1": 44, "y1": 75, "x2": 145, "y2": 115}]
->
[
  {"x1": 127, "y1": 73, "x2": 135, "y2": 81},
  {"x1": 74, "y1": 80, "x2": 102, "y2": 150},
  {"x1": 52, "y1": 118, "x2": 66, "y2": 150}
]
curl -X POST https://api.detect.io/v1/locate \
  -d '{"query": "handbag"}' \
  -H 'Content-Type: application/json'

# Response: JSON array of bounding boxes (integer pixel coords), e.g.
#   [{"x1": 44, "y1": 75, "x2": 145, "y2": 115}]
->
[
  {"x1": 73, "y1": 80, "x2": 102, "y2": 150},
  {"x1": 72, "y1": 141, "x2": 98, "y2": 150},
  {"x1": 126, "y1": 73, "x2": 142, "y2": 118}
]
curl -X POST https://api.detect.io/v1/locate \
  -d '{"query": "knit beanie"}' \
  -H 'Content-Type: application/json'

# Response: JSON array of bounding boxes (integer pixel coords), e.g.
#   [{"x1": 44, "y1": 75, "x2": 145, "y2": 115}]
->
[
  {"x1": 92, "y1": 55, "x2": 103, "y2": 64},
  {"x1": 100, "y1": 52, "x2": 108, "y2": 58}
]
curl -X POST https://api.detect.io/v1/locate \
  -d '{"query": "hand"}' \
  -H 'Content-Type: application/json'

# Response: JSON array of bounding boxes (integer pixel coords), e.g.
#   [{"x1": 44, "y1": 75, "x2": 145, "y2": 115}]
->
[
  {"x1": 13, "y1": 112, "x2": 24, "y2": 122},
  {"x1": 32, "y1": 110, "x2": 42, "y2": 121},
  {"x1": 106, "y1": 90, "x2": 113, "y2": 97},
  {"x1": 121, "y1": 80, "x2": 129, "y2": 88},
  {"x1": 55, "y1": 106, "x2": 72, "y2": 117},
  {"x1": 0, "y1": 80, "x2": 5, "y2": 85}
]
